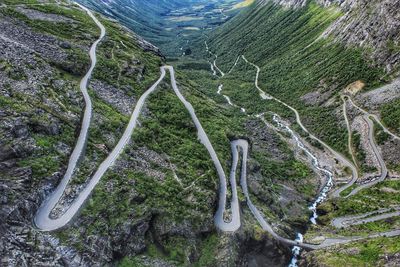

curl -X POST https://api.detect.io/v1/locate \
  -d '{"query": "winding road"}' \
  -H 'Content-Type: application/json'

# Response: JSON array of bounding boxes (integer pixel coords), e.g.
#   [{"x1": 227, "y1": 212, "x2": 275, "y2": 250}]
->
[
  {"x1": 332, "y1": 207, "x2": 400, "y2": 229},
  {"x1": 344, "y1": 115, "x2": 388, "y2": 197},
  {"x1": 240, "y1": 55, "x2": 359, "y2": 198},
  {"x1": 33, "y1": 3, "x2": 400, "y2": 258},
  {"x1": 35, "y1": 3, "x2": 106, "y2": 231},
  {"x1": 207, "y1": 50, "x2": 400, "y2": 251},
  {"x1": 35, "y1": 6, "x2": 242, "y2": 231},
  {"x1": 347, "y1": 97, "x2": 400, "y2": 142},
  {"x1": 36, "y1": 61, "x2": 243, "y2": 231},
  {"x1": 338, "y1": 95, "x2": 389, "y2": 197}
]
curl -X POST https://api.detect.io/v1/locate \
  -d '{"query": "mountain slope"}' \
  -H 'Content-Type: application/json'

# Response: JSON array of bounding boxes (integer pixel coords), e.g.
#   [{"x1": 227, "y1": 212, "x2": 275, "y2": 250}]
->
[
  {"x1": 1, "y1": 1, "x2": 320, "y2": 266},
  {"x1": 207, "y1": 0, "x2": 396, "y2": 155},
  {"x1": 203, "y1": 0, "x2": 400, "y2": 265},
  {"x1": 0, "y1": 0, "x2": 161, "y2": 265},
  {"x1": 2, "y1": 0, "x2": 400, "y2": 266}
]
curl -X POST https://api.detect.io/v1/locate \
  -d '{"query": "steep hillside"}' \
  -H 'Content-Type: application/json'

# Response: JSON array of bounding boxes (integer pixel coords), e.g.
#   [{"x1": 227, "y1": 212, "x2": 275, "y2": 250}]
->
[
  {"x1": 262, "y1": 0, "x2": 400, "y2": 72},
  {"x1": 2, "y1": 0, "x2": 400, "y2": 266},
  {"x1": 202, "y1": 0, "x2": 400, "y2": 265},
  {"x1": 1, "y1": 1, "x2": 322, "y2": 266},
  {"x1": 207, "y1": 0, "x2": 399, "y2": 155},
  {"x1": 0, "y1": 0, "x2": 161, "y2": 265}
]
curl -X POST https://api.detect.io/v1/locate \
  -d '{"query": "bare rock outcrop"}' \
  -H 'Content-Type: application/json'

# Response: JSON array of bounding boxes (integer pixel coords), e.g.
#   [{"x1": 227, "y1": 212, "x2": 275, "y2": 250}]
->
[
  {"x1": 321, "y1": 0, "x2": 400, "y2": 72},
  {"x1": 260, "y1": 0, "x2": 400, "y2": 72}
]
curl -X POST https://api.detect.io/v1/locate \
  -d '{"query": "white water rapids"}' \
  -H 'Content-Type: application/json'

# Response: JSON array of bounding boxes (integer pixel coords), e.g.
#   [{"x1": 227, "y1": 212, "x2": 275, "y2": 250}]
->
[{"x1": 272, "y1": 115, "x2": 334, "y2": 224}]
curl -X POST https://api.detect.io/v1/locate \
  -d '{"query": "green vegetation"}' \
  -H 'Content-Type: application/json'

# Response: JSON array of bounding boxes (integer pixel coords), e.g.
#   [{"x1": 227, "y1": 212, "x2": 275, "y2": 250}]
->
[
  {"x1": 339, "y1": 184, "x2": 357, "y2": 197},
  {"x1": 117, "y1": 234, "x2": 220, "y2": 267},
  {"x1": 318, "y1": 180, "x2": 400, "y2": 218},
  {"x1": 312, "y1": 236, "x2": 400, "y2": 267},
  {"x1": 118, "y1": 257, "x2": 144, "y2": 267},
  {"x1": 194, "y1": 234, "x2": 219, "y2": 267},
  {"x1": 381, "y1": 98, "x2": 400, "y2": 135},
  {"x1": 135, "y1": 94, "x2": 211, "y2": 179},
  {"x1": 93, "y1": 18, "x2": 162, "y2": 95},
  {"x1": 373, "y1": 120, "x2": 390, "y2": 145},
  {"x1": 207, "y1": 0, "x2": 385, "y2": 155},
  {"x1": 352, "y1": 131, "x2": 371, "y2": 173},
  {"x1": 0, "y1": 3, "x2": 99, "y2": 43}
]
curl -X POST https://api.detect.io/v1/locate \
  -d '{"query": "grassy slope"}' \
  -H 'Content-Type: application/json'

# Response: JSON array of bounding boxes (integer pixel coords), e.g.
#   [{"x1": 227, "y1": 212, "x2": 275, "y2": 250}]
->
[
  {"x1": 207, "y1": 0, "x2": 385, "y2": 155},
  {"x1": 308, "y1": 236, "x2": 400, "y2": 267},
  {"x1": 203, "y1": 1, "x2": 399, "y2": 265}
]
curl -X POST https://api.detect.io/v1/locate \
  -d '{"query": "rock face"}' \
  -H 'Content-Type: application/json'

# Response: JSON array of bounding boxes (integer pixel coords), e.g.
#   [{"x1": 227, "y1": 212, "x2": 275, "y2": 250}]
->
[
  {"x1": 261, "y1": 0, "x2": 347, "y2": 8},
  {"x1": 356, "y1": 78, "x2": 400, "y2": 110},
  {"x1": 90, "y1": 79, "x2": 136, "y2": 116},
  {"x1": 15, "y1": 7, "x2": 76, "y2": 22},
  {"x1": 321, "y1": 0, "x2": 400, "y2": 72},
  {"x1": 261, "y1": 0, "x2": 400, "y2": 72}
]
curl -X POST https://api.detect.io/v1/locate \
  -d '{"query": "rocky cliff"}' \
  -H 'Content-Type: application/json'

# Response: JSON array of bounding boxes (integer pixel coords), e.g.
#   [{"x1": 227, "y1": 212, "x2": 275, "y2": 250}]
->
[
  {"x1": 260, "y1": 0, "x2": 400, "y2": 73},
  {"x1": 322, "y1": 0, "x2": 400, "y2": 73},
  {"x1": 260, "y1": 0, "x2": 347, "y2": 8}
]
